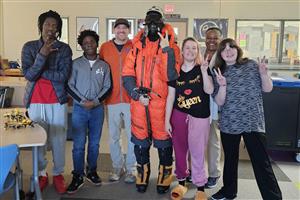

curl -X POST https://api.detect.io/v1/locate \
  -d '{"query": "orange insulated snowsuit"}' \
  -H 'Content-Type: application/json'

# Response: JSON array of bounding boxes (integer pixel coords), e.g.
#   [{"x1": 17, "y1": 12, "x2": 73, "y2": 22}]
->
[{"x1": 122, "y1": 23, "x2": 180, "y2": 147}]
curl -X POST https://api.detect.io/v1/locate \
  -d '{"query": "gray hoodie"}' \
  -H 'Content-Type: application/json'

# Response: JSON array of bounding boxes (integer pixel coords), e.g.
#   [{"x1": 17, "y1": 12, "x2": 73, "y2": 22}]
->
[{"x1": 67, "y1": 55, "x2": 111, "y2": 106}]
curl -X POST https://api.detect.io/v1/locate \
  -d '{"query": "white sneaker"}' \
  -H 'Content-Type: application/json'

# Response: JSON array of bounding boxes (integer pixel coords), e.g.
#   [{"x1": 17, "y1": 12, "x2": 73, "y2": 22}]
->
[
  {"x1": 109, "y1": 168, "x2": 124, "y2": 182},
  {"x1": 124, "y1": 172, "x2": 136, "y2": 184}
]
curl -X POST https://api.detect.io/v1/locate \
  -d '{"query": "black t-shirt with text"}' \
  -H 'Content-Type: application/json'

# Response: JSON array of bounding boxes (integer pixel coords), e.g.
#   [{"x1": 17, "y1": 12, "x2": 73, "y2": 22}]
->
[{"x1": 168, "y1": 64, "x2": 211, "y2": 118}]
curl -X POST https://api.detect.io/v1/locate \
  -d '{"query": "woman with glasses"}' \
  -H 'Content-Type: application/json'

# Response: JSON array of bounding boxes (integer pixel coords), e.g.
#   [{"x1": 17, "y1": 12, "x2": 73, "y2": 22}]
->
[{"x1": 211, "y1": 38, "x2": 282, "y2": 200}]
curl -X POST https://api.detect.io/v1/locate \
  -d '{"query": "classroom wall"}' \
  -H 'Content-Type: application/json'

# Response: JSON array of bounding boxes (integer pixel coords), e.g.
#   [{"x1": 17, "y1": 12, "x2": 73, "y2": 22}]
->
[
  {"x1": 0, "y1": 0, "x2": 4, "y2": 56},
  {"x1": 1, "y1": 0, "x2": 299, "y2": 106},
  {"x1": 1, "y1": 0, "x2": 300, "y2": 60}
]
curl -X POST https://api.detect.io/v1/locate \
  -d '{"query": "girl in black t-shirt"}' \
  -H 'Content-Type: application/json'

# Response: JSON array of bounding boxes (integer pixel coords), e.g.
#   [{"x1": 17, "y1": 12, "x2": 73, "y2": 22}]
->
[{"x1": 165, "y1": 37, "x2": 214, "y2": 200}]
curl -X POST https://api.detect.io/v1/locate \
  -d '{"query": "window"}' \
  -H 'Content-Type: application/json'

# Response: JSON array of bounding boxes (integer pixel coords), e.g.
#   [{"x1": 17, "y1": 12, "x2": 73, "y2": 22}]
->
[
  {"x1": 236, "y1": 20, "x2": 300, "y2": 65},
  {"x1": 283, "y1": 21, "x2": 300, "y2": 65}
]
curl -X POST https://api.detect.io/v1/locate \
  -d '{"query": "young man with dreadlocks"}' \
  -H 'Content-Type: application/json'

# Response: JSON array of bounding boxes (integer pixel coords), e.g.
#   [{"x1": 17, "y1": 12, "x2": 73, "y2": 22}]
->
[
  {"x1": 122, "y1": 6, "x2": 181, "y2": 194},
  {"x1": 21, "y1": 10, "x2": 72, "y2": 194},
  {"x1": 66, "y1": 30, "x2": 111, "y2": 194}
]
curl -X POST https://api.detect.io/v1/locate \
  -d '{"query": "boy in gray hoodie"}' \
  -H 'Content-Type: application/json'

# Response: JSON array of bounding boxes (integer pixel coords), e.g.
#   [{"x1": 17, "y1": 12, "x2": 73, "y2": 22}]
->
[{"x1": 67, "y1": 30, "x2": 111, "y2": 194}]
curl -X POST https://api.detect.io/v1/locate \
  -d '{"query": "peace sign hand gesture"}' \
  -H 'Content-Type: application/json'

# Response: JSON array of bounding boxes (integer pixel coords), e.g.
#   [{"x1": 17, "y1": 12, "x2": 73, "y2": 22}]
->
[
  {"x1": 40, "y1": 36, "x2": 58, "y2": 57},
  {"x1": 158, "y1": 31, "x2": 169, "y2": 49},
  {"x1": 257, "y1": 56, "x2": 268, "y2": 76},
  {"x1": 213, "y1": 68, "x2": 227, "y2": 87},
  {"x1": 201, "y1": 56, "x2": 209, "y2": 73}
]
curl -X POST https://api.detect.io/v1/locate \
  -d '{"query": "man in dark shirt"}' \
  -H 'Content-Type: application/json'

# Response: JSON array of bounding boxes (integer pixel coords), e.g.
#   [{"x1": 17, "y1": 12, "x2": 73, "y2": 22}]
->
[{"x1": 21, "y1": 10, "x2": 72, "y2": 194}]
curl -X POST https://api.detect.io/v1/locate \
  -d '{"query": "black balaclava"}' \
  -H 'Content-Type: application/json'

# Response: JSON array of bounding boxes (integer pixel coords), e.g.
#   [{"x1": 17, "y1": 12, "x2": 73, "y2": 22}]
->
[{"x1": 144, "y1": 11, "x2": 164, "y2": 42}]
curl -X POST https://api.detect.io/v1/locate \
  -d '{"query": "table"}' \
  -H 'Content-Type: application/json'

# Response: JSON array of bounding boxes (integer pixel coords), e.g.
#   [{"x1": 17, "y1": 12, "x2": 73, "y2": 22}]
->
[
  {"x1": 0, "y1": 76, "x2": 27, "y2": 87},
  {"x1": 0, "y1": 76, "x2": 27, "y2": 107},
  {"x1": 0, "y1": 108, "x2": 47, "y2": 200}
]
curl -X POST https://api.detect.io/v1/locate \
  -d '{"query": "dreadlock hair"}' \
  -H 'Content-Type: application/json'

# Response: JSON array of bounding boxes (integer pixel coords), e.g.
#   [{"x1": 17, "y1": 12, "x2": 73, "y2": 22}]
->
[
  {"x1": 77, "y1": 30, "x2": 99, "y2": 46},
  {"x1": 38, "y1": 10, "x2": 62, "y2": 39}
]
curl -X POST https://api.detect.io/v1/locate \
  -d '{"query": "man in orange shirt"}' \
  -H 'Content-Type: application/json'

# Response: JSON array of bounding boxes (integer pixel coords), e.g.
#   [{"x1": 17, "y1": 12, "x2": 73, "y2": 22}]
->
[{"x1": 99, "y1": 18, "x2": 136, "y2": 183}]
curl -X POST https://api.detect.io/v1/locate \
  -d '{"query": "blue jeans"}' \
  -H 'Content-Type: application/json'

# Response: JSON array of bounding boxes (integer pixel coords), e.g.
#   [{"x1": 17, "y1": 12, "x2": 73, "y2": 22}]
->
[{"x1": 72, "y1": 103, "x2": 104, "y2": 175}]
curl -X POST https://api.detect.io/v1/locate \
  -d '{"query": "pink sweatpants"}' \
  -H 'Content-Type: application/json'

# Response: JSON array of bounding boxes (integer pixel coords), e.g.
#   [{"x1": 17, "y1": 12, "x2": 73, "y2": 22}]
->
[{"x1": 171, "y1": 108, "x2": 210, "y2": 187}]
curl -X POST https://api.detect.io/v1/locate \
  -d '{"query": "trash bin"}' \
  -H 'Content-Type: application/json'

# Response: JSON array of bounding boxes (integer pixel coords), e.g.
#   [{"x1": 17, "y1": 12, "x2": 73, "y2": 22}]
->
[{"x1": 263, "y1": 77, "x2": 300, "y2": 162}]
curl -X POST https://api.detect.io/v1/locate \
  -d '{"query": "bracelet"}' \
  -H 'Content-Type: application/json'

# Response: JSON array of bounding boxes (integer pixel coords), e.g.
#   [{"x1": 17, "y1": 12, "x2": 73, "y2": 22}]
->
[{"x1": 220, "y1": 84, "x2": 227, "y2": 87}]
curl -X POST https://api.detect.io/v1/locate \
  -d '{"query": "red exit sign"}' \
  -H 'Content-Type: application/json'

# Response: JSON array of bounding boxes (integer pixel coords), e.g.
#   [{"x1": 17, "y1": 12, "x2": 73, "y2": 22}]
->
[{"x1": 164, "y1": 4, "x2": 175, "y2": 13}]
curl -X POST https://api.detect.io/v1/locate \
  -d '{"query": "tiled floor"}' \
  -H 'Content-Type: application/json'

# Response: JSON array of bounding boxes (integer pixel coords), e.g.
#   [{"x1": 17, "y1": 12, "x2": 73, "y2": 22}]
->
[{"x1": 1, "y1": 121, "x2": 300, "y2": 200}]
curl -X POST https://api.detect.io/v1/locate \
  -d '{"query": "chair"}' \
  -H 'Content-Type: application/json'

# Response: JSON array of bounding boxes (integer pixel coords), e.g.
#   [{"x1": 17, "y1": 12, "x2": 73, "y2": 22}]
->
[
  {"x1": 0, "y1": 86, "x2": 14, "y2": 108},
  {"x1": 0, "y1": 144, "x2": 20, "y2": 200},
  {"x1": 0, "y1": 86, "x2": 7, "y2": 108}
]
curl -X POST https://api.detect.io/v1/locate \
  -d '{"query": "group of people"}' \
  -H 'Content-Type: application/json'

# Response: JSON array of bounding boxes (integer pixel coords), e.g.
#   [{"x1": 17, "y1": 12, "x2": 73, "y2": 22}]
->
[{"x1": 21, "y1": 6, "x2": 282, "y2": 200}]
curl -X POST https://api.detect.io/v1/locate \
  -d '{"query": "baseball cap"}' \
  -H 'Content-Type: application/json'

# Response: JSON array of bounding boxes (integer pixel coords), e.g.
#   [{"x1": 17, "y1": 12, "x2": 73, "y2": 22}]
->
[{"x1": 114, "y1": 18, "x2": 130, "y2": 28}]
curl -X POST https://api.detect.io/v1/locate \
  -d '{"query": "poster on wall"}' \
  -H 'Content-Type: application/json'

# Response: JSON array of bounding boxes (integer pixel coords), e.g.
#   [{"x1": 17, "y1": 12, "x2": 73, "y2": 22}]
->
[
  {"x1": 193, "y1": 18, "x2": 228, "y2": 42},
  {"x1": 137, "y1": 19, "x2": 145, "y2": 32},
  {"x1": 61, "y1": 17, "x2": 69, "y2": 44},
  {"x1": 165, "y1": 18, "x2": 188, "y2": 47},
  {"x1": 107, "y1": 18, "x2": 135, "y2": 40},
  {"x1": 76, "y1": 17, "x2": 99, "y2": 50}
]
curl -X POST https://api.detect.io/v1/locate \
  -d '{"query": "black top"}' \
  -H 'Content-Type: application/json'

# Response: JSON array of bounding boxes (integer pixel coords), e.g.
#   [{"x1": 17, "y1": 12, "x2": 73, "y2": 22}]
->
[
  {"x1": 168, "y1": 64, "x2": 211, "y2": 118},
  {"x1": 113, "y1": 40, "x2": 124, "y2": 52}
]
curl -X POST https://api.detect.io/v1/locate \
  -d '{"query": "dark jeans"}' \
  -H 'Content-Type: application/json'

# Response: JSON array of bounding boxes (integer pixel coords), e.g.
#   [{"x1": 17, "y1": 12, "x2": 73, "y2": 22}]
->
[
  {"x1": 220, "y1": 131, "x2": 282, "y2": 200},
  {"x1": 72, "y1": 103, "x2": 104, "y2": 175}
]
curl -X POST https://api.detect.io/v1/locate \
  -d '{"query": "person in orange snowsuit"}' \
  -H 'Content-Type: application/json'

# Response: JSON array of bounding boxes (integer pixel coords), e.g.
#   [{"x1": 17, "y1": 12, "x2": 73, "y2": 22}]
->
[{"x1": 122, "y1": 6, "x2": 180, "y2": 194}]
